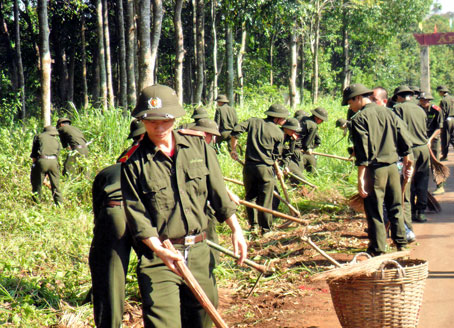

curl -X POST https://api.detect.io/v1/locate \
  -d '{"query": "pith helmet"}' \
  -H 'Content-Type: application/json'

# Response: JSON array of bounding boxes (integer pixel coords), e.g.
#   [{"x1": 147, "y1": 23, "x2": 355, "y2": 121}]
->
[
  {"x1": 192, "y1": 107, "x2": 209, "y2": 119},
  {"x1": 265, "y1": 103, "x2": 289, "y2": 118},
  {"x1": 128, "y1": 119, "x2": 146, "y2": 139},
  {"x1": 282, "y1": 118, "x2": 301, "y2": 132},
  {"x1": 43, "y1": 126, "x2": 58, "y2": 136},
  {"x1": 342, "y1": 83, "x2": 373, "y2": 106},
  {"x1": 393, "y1": 85, "x2": 414, "y2": 98},
  {"x1": 436, "y1": 85, "x2": 450, "y2": 93},
  {"x1": 294, "y1": 110, "x2": 309, "y2": 120},
  {"x1": 216, "y1": 94, "x2": 229, "y2": 103},
  {"x1": 57, "y1": 117, "x2": 71, "y2": 126},
  {"x1": 418, "y1": 91, "x2": 434, "y2": 100},
  {"x1": 132, "y1": 85, "x2": 186, "y2": 120},
  {"x1": 192, "y1": 119, "x2": 221, "y2": 136},
  {"x1": 311, "y1": 107, "x2": 328, "y2": 121},
  {"x1": 410, "y1": 85, "x2": 420, "y2": 94}
]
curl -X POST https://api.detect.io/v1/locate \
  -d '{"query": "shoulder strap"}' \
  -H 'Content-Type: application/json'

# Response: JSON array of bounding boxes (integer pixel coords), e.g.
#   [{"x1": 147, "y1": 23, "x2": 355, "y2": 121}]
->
[{"x1": 118, "y1": 135, "x2": 144, "y2": 163}]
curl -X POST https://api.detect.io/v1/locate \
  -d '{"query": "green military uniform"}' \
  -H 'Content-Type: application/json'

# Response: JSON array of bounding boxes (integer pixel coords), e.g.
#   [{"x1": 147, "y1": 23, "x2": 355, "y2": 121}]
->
[
  {"x1": 30, "y1": 126, "x2": 63, "y2": 205},
  {"x1": 122, "y1": 85, "x2": 238, "y2": 328},
  {"x1": 231, "y1": 104, "x2": 287, "y2": 232},
  {"x1": 89, "y1": 163, "x2": 132, "y2": 328},
  {"x1": 437, "y1": 86, "x2": 454, "y2": 159},
  {"x1": 57, "y1": 118, "x2": 88, "y2": 175},
  {"x1": 282, "y1": 118, "x2": 305, "y2": 180},
  {"x1": 344, "y1": 84, "x2": 411, "y2": 255},
  {"x1": 425, "y1": 103, "x2": 443, "y2": 159},
  {"x1": 393, "y1": 86, "x2": 430, "y2": 224},
  {"x1": 214, "y1": 95, "x2": 238, "y2": 144},
  {"x1": 297, "y1": 108, "x2": 326, "y2": 173},
  {"x1": 179, "y1": 107, "x2": 209, "y2": 130}
]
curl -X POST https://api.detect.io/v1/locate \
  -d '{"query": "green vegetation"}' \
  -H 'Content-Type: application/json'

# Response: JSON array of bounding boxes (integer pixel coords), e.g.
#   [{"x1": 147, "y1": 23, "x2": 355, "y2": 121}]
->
[{"x1": 0, "y1": 92, "x2": 358, "y2": 326}]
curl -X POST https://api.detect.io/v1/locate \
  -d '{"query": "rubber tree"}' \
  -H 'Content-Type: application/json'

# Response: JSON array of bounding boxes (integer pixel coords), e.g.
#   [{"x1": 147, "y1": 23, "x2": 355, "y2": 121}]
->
[{"x1": 38, "y1": 0, "x2": 51, "y2": 126}]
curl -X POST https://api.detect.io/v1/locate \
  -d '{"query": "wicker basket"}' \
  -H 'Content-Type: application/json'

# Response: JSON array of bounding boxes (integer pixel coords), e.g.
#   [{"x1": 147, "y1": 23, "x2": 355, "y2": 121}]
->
[{"x1": 328, "y1": 257, "x2": 428, "y2": 328}]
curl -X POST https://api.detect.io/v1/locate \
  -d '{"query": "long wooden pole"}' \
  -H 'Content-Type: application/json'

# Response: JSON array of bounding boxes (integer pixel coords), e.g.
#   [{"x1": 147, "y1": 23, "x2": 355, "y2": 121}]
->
[
  {"x1": 286, "y1": 172, "x2": 318, "y2": 189},
  {"x1": 301, "y1": 236, "x2": 342, "y2": 268},
  {"x1": 206, "y1": 239, "x2": 267, "y2": 273},
  {"x1": 311, "y1": 151, "x2": 353, "y2": 162},
  {"x1": 162, "y1": 240, "x2": 228, "y2": 328},
  {"x1": 239, "y1": 199, "x2": 307, "y2": 225},
  {"x1": 274, "y1": 160, "x2": 291, "y2": 203}
]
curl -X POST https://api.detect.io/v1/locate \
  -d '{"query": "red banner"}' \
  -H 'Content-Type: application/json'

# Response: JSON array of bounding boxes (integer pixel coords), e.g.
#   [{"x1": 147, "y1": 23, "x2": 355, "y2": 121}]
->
[{"x1": 414, "y1": 32, "x2": 454, "y2": 46}]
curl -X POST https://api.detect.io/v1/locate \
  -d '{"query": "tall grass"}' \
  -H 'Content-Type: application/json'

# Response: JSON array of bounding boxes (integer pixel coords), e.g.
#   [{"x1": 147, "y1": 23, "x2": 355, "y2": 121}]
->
[{"x1": 0, "y1": 93, "x2": 356, "y2": 326}]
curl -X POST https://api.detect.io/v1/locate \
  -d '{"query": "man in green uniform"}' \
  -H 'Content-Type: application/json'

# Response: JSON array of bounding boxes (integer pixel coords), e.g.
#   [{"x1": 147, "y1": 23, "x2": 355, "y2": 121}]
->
[
  {"x1": 230, "y1": 104, "x2": 288, "y2": 234},
  {"x1": 214, "y1": 94, "x2": 238, "y2": 145},
  {"x1": 342, "y1": 83, "x2": 412, "y2": 255},
  {"x1": 121, "y1": 85, "x2": 247, "y2": 328},
  {"x1": 297, "y1": 107, "x2": 328, "y2": 173},
  {"x1": 437, "y1": 85, "x2": 454, "y2": 161},
  {"x1": 178, "y1": 107, "x2": 209, "y2": 130},
  {"x1": 281, "y1": 118, "x2": 305, "y2": 180},
  {"x1": 30, "y1": 126, "x2": 63, "y2": 205},
  {"x1": 419, "y1": 91, "x2": 444, "y2": 194},
  {"x1": 56, "y1": 117, "x2": 88, "y2": 176},
  {"x1": 392, "y1": 86, "x2": 430, "y2": 224},
  {"x1": 89, "y1": 120, "x2": 145, "y2": 328}
]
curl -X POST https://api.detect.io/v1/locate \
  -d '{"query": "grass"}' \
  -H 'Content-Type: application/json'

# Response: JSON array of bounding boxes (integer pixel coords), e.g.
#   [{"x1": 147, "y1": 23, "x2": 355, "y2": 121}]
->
[{"x1": 0, "y1": 92, "x2": 357, "y2": 326}]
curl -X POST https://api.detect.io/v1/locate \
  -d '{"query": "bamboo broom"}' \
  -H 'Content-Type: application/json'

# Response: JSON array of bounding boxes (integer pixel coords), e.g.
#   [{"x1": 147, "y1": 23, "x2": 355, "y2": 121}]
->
[{"x1": 427, "y1": 145, "x2": 450, "y2": 184}]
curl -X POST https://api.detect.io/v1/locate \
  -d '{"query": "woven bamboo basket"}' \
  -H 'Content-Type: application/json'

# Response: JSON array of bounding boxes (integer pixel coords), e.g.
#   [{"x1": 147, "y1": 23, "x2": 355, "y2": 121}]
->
[{"x1": 328, "y1": 258, "x2": 428, "y2": 328}]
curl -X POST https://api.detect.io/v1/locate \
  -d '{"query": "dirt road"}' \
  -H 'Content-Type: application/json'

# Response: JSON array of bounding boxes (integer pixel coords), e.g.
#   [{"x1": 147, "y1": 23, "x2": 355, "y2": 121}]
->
[{"x1": 411, "y1": 152, "x2": 454, "y2": 328}]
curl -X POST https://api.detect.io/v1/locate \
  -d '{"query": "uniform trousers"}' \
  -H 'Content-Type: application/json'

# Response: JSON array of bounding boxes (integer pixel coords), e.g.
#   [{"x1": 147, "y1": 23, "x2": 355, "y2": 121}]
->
[
  {"x1": 138, "y1": 242, "x2": 217, "y2": 328},
  {"x1": 301, "y1": 154, "x2": 317, "y2": 173},
  {"x1": 30, "y1": 158, "x2": 63, "y2": 205},
  {"x1": 89, "y1": 205, "x2": 132, "y2": 328},
  {"x1": 410, "y1": 145, "x2": 430, "y2": 214},
  {"x1": 243, "y1": 163, "x2": 275, "y2": 231},
  {"x1": 364, "y1": 164, "x2": 407, "y2": 254},
  {"x1": 441, "y1": 118, "x2": 454, "y2": 158}
]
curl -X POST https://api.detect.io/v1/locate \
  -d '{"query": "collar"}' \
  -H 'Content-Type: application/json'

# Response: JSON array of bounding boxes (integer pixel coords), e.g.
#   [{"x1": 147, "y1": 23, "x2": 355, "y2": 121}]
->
[{"x1": 143, "y1": 130, "x2": 190, "y2": 158}]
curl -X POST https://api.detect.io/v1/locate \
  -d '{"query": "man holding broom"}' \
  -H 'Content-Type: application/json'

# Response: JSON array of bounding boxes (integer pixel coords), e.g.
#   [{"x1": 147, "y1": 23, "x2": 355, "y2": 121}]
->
[
  {"x1": 342, "y1": 83, "x2": 413, "y2": 256},
  {"x1": 121, "y1": 85, "x2": 247, "y2": 328}
]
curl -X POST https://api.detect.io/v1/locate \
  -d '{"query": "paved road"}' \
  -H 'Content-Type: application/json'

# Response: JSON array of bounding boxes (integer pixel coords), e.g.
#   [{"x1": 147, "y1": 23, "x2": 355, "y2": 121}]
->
[{"x1": 411, "y1": 152, "x2": 454, "y2": 328}]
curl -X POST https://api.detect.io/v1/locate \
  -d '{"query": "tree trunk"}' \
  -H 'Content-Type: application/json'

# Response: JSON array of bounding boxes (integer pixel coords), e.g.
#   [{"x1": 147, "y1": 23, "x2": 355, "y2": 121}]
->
[
  {"x1": 136, "y1": 0, "x2": 153, "y2": 91},
  {"x1": 96, "y1": 0, "x2": 108, "y2": 109},
  {"x1": 174, "y1": 0, "x2": 184, "y2": 105},
  {"x1": 38, "y1": 0, "x2": 51, "y2": 126},
  {"x1": 237, "y1": 22, "x2": 246, "y2": 108},
  {"x1": 299, "y1": 37, "x2": 305, "y2": 104},
  {"x1": 68, "y1": 47, "x2": 75, "y2": 103},
  {"x1": 102, "y1": 0, "x2": 115, "y2": 107},
  {"x1": 1, "y1": 2, "x2": 19, "y2": 90},
  {"x1": 14, "y1": 0, "x2": 25, "y2": 119},
  {"x1": 194, "y1": 0, "x2": 204, "y2": 105},
  {"x1": 289, "y1": 32, "x2": 298, "y2": 109},
  {"x1": 226, "y1": 25, "x2": 234, "y2": 105},
  {"x1": 211, "y1": 0, "x2": 218, "y2": 102},
  {"x1": 125, "y1": 0, "x2": 136, "y2": 106},
  {"x1": 341, "y1": 9, "x2": 351, "y2": 90},
  {"x1": 312, "y1": 6, "x2": 320, "y2": 104},
  {"x1": 81, "y1": 16, "x2": 89, "y2": 108},
  {"x1": 150, "y1": 0, "x2": 163, "y2": 85},
  {"x1": 269, "y1": 34, "x2": 276, "y2": 86},
  {"x1": 116, "y1": 0, "x2": 128, "y2": 108}
]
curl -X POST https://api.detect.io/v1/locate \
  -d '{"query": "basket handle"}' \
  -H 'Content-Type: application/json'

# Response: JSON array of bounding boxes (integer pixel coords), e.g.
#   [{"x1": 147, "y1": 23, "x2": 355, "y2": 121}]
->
[
  {"x1": 350, "y1": 252, "x2": 372, "y2": 264},
  {"x1": 378, "y1": 260, "x2": 405, "y2": 279}
]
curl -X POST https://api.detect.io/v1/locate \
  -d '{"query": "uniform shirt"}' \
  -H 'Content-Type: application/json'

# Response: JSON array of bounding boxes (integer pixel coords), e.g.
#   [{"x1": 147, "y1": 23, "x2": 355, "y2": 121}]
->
[
  {"x1": 30, "y1": 131, "x2": 60, "y2": 158},
  {"x1": 92, "y1": 164, "x2": 123, "y2": 220},
  {"x1": 298, "y1": 117, "x2": 321, "y2": 151},
  {"x1": 351, "y1": 102, "x2": 412, "y2": 167},
  {"x1": 121, "y1": 131, "x2": 236, "y2": 247},
  {"x1": 393, "y1": 100, "x2": 428, "y2": 147},
  {"x1": 425, "y1": 104, "x2": 443, "y2": 137},
  {"x1": 231, "y1": 117, "x2": 284, "y2": 165},
  {"x1": 282, "y1": 134, "x2": 303, "y2": 166},
  {"x1": 214, "y1": 104, "x2": 238, "y2": 134},
  {"x1": 439, "y1": 94, "x2": 454, "y2": 119},
  {"x1": 58, "y1": 125, "x2": 87, "y2": 149}
]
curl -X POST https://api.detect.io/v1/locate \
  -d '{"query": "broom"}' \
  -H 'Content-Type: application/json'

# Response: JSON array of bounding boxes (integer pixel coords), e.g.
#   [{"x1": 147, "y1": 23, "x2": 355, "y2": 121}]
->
[
  {"x1": 427, "y1": 192, "x2": 441, "y2": 213},
  {"x1": 427, "y1": 145, "x2": 450, "y2": 184}
]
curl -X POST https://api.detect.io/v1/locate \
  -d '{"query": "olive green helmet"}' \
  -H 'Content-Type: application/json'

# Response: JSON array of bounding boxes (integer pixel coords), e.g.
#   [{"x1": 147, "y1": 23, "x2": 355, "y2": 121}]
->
[
  {"x1": 44, "y1": 125, "x2": 59, "y2": 136},
  {"x1": 311, "y1": 107, "x2": 328, "y2": 121},
  {"x1": 216, "y1": 94, "x2": 229, "y2": 103},
  {"x1": 393, "y1": 85, "x2": 414, "y2": 98},
  {"x1": 192, "y1": 107, "x2": 209, "y2": 119},
  {"x1": 264, "y1": 103, "x2": 289, "y2": 118},
  {"x1": 57, "y1": 117, "x2": 71, "y2": 126},
  {"x1": 418, "y1": 91, "x2": 434, "y2": 100},
  {"x1": 128, "y1": 119, "x2": 146, "y2": 139},
  {"x1": 132, "y1": 85, "x2": 186, "y2": 120},
  {"x1": 436, "y1": 85, "x2": 450, "y2": 93},
  {"x1": 282, "y1": 118, "x2": 301, "y2": 132},
  {"x1": 192, "y1": 119, "x2": 221, "y2": 136},
  {"x1": 342, "y1": 83, "x2": 373, "y2": 106}
]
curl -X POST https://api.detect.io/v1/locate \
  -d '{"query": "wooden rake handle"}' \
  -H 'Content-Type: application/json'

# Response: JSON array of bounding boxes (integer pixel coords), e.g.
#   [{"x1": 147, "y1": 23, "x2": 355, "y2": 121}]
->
[
  {"x1": 311, "y1": 151, "x2": 353, "y2": 162},
  {"x1": 162, "y1": 240, "x2": 228, "y2": 328}
]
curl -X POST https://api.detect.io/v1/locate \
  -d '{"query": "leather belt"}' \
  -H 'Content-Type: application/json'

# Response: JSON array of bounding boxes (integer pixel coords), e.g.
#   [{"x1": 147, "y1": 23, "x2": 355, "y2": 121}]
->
[
  {"x1": 106, "y1": 200, "x2": 123, "y2": 207},
  {"x1": 39, "y1": 155, "x2": 57, "y2": 159},
  {"x1": 164, "y1": 231, "x2": 207, "y2": 246}
]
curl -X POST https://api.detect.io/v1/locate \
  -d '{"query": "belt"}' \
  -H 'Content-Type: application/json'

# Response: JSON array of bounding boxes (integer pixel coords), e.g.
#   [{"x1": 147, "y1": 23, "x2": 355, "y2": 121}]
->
[
  {"x1": 164, "y1": 231, "x2": 207, "y2": 246},
  {"x1": 39, "y1": 155, "x2": 57, "y2": 160},
  {"x1": 106, "y1": 200, "x2": 123, "y2": 207},
  {"x1": 75, "y1": 144, "x2": 87, "y2": 149}
]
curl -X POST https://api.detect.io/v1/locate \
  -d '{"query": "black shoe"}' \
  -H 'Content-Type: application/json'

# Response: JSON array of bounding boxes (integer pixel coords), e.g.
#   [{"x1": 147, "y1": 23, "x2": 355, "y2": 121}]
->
[
  {"x1": 413, "y1": 213, "x2": 427, "y2": 223},
  {"x1": 440, "y1": 156, "x2": 448, "y2": 161}
]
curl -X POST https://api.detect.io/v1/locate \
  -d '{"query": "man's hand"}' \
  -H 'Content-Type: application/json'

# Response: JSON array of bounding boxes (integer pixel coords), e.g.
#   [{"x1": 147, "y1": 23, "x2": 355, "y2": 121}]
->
[
  {"x1": 306, "y1": 148, "x2": 313, "y2": 155},
  {"x1": 142, "y1": 237, "x2": 184, "y2": 276},
  {"x1": 225, "y1": 215, "x2": 247, "y2": 265},
  {"x1": 230, "y1": 150, "x2": 239, "y2": 161},
  {"x1": 357, "y1": 165, "x2": 368, "y2": 198},
  {"x1": 283, "y1": 166, "x2": 290, "y2": 175}
]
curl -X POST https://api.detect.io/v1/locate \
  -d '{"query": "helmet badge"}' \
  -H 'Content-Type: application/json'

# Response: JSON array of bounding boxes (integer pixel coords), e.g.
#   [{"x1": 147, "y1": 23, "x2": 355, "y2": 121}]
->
[{"x1": 148, "y1": 97, "x2": 162, "y2": 109}]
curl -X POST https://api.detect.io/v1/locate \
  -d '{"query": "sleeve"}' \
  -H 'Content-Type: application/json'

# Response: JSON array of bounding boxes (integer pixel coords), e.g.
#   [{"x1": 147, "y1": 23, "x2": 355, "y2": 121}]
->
[
  {"x1": 92, "y1": 173, "x2": 103, "y2": 221},
  {"x1": 394, "y1": 117, "x2": 412, "y2": 157},
  {"x1": 313, "y1": 131, "x2": 321, "y2": 149},
  {"x1": 205, "y1": 145, "x2": 237, "y2": 222},
  {"x1": 30, "y1": 136, "x2": 39, "y2": 158},
  {"x1": 437, "y1": 110, "x2": 443, "y2": 129},
  {"x1": 351, "y1": 116, "x2": 370, "y2": 167},
  {"x1": 392, "y1": 105, "x2": 404, "y2": 120},
  {"x1": 440, "y1": 100, "x2": 448, "y2": 120},
  {"x1": 230, "y1": 119, "x2": 250, "y2": 139},
  {"x1": 214, "y1": 108, "x2": 221, "y2": 127},
  {"x1": 121, "y1": 161, "x2": 159, "y2": 240},
  {"x1": 301, "y1": 122, "x2": 317, "y2": 150},
  {"x1": 59, "y1": 129, "x2": 69, "y2": 148}
]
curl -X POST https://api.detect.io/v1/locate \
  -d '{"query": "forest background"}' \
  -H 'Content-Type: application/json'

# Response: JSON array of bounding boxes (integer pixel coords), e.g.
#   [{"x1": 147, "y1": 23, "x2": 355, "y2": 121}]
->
[{"x1": 0, "y1": 0, "x2": 454, "y2": 326}]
